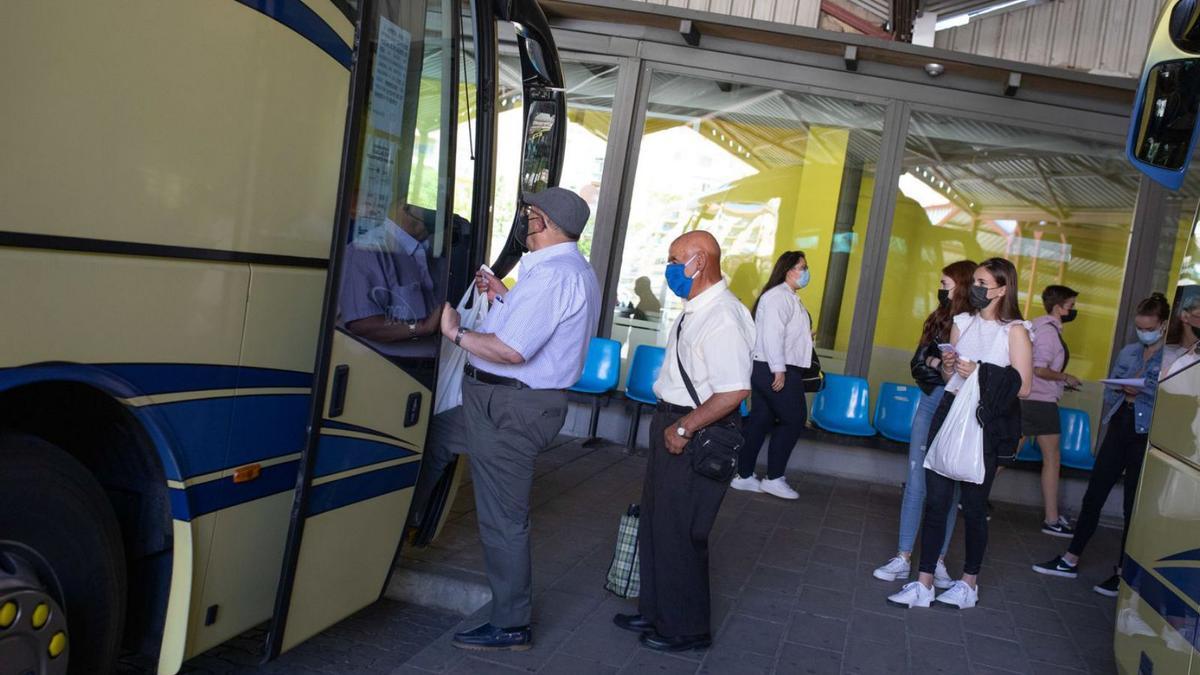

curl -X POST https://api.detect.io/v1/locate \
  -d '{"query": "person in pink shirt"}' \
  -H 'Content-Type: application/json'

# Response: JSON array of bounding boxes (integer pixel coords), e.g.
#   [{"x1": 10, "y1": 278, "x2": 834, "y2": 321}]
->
[{"x1": 1022, "y1": 285, "x2": 1082, "y2": 538}]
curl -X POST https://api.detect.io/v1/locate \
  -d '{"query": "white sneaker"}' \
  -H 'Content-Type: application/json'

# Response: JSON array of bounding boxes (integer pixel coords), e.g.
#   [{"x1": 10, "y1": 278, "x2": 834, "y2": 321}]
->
[
  {"x1": 730, "y1": 475, "x2": 762, "y2": 492},
  {"x1": 887, "y1": 581, "x2": 934, "y2": 608},
  {"x1": 872, "y1": 556, "x2": 910, "y2": 582},
  {"x1": 759, "y1": 477, "x2": 799, "y2": 500},
  {"x1": 934, "y1": 560, "x2": 954, "y2": 590},
  {"x1": 934, "y1": 580, "x2": 978, "y2": 609}
]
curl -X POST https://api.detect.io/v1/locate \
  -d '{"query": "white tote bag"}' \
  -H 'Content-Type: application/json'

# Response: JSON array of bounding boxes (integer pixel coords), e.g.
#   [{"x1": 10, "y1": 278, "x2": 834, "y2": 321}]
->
[
  {"x1": 924, "y1": 368, "x2": 985, "y2": 484},
  {"x1": 434, "y1": 284, "x2": 489, "y2": 415}
]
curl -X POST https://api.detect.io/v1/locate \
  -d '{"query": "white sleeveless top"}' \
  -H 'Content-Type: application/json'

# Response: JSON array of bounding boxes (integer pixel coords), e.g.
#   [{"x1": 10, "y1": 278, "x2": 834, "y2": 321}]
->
[{"x1": 946, "y1": 312, "x2": 1032, "y2": 393}]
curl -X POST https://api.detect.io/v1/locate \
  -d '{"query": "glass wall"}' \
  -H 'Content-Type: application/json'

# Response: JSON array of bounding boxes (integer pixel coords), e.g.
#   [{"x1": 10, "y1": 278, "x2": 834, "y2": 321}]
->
[
  {"x1": 866, "y1": 111, "x2": 1143, "y2": 425},
  {"x1": 482, "y1": 57, "x2": 619, "y2": 280},
  {"x1": 610, "y1": 69, "x2": 886, "y2": 383}
]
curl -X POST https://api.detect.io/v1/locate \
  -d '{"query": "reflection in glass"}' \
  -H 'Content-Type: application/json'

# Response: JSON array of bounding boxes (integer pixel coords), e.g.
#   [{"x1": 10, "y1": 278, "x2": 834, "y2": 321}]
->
[
  {"x1": 611, "y1": 71, "x2": 885, "y2": 383},
  {"x1": 1131, "y1": 60, "x2": 1200, "y2": 171},
  {"x1": 868, "y1": 112, "x2": 1141, "y2": 431},
  {"x1": 334, "y1": 2, "x2": 456, "y2": 376},
  {"x1": 483, "y1": 58, "x2": 618, "y2": 271}
]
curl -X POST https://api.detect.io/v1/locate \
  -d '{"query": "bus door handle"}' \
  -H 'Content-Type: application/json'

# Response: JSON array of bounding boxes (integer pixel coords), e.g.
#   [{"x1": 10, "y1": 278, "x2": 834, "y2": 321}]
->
[{"x1": 328, "y1": 365, "x2": 349, "y2": 418}]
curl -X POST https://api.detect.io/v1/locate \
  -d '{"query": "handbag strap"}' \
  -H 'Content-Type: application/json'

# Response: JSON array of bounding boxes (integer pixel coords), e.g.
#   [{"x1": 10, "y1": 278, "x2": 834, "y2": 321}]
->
[{"x1": 675, "y1": 316, "x2": 703, "y2": 408}]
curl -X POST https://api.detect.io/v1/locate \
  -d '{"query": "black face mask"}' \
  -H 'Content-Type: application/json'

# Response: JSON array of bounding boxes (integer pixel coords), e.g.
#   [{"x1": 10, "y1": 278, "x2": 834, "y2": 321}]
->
[
  {"x1": 969, "y1": 285, "x2": 992, "y2": 310},
  {"x1": 513, "y1": 212, "x2": 541, "y2": 252},
  {"x1": 1193, "y1": 325, "x2": 1200, "y2": 339},
  {"x1": 1062, "y1": 309, "x2": 1078, "y2": 323},
  {"x1": 937, "y1": 289, "x2": 950, "y2": 309}
]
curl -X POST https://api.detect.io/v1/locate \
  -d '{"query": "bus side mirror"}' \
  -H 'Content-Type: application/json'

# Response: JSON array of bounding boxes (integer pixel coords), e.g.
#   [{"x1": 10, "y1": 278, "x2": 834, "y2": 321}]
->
[{"x1": 1128, "y1": 0, "x2": 1200, "y2": 189}]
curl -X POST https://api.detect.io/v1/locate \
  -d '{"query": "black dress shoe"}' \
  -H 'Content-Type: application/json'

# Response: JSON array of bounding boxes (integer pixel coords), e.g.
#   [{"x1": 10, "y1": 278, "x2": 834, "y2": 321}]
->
[
  {"x1": 451, "y1": 622, "x2": 532, "y2": 651},
  {"x1": 612, "y1": 613, "x2": 654, "y2": 633},
  {"x1": 639, "y1": 630, "x2": 712, "y2": 652}
]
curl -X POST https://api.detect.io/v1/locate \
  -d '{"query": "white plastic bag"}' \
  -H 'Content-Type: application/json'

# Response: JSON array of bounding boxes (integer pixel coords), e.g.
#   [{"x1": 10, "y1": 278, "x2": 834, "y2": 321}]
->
[
  {"x1": 924, "y1": 368, "x2": 985, "y2": 484},
  {"x1": 434, "y1": 282, "x2": 489, "y2": 415}
]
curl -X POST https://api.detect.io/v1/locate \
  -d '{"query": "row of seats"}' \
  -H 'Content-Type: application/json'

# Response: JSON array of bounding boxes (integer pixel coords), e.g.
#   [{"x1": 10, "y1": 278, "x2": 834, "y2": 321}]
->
[
  {"x1": 569, "y1": 340, "x2": 1095, "y2": 470},
  {"x1": 811, "y1": 373, "x2": 1096, "y2": 470}
]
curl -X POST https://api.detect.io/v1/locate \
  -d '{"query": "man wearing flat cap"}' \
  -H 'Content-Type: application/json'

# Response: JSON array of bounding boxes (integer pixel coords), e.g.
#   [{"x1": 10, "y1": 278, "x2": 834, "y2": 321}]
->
[{"x1": 437, "y1": 187, "x2": 600, "y2": 651}]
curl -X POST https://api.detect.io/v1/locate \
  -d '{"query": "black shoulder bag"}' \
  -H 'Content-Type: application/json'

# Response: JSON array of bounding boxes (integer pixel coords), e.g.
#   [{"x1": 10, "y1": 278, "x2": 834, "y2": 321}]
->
[{"x1": 675, "y1": 319, "x2": 745, "y2": 482}]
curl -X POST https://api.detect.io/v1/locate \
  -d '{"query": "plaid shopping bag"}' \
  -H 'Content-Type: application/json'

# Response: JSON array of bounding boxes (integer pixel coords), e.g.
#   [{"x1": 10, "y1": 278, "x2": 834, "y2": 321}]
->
[{"x1": 604, "y1": 504, "x2": 640, "y2": 598}]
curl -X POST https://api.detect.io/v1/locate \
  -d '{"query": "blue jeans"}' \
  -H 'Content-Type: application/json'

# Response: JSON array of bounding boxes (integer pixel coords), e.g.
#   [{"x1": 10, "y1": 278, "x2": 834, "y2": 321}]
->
[{"x1": 897, "y1": 387, "x2": 958, "y2": 556}]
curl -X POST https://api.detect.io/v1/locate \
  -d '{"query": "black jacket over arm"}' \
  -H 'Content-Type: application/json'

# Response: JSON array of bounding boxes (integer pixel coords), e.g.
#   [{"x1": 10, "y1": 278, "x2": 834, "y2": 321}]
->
[{"x1": 925, "y1": 363, "x2": 1024, "y2": 461}]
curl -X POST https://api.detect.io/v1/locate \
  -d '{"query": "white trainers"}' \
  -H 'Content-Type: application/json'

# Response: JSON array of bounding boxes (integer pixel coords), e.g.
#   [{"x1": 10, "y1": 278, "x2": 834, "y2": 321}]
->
[
  {"x1": 872, "y1": 556, "x2": 910, "y2": 582},
  {"x1": 934, "y1": 560, "x2": 954, "y2": 590},
  {"x1": 934, "y1": 580, "x2": 978, "y2": 609},
  {"x1": 887, "y1": 581, "x2": 934, "y2": 608},
  {"x1": 730, "y1": 475, "x2": 762, "y2": 492},
  {"x1": 759, "y1": 477, "x2": 799, "y2": 500}
]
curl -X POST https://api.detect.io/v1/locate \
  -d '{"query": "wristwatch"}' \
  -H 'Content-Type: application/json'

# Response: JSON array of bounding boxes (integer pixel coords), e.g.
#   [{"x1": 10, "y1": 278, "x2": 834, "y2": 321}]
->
[
  {"x1": 455, "y1": 327, "x2": 469, "y2": 346},
  {"x1": 675, "y1": 424, "x2": 691, "y2": 439}
]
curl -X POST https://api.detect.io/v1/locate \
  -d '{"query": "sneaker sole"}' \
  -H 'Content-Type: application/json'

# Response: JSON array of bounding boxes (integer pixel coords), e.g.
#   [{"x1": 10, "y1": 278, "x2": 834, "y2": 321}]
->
[
  {"x1": 761, "y1": 491, "x2": 799, "y2": 500},
  {"x1": 1093, "y1": 585, "x2": 1119, "y2": 598},
  {"x1": 452, "y1": 641, "x2": 533, "y2": 652},
  {"x1": 729, "y1": 484, "x2": 762, "y2": 493},
  {"x1": 933, "y1": 579, "x2": 955, "y2": 590},
  {"x1": 934, "y1": 599, "x2": 976, "y2": 610},
  {"x1": 886, "y1": 598, "x2": 931, "y2": 609},
  {"x1": 1031, "y1": 564, "x2": 1078, "y2": 579},
  {"x1": 872, "y1": 569, "x2": 909, "y2": 582},
  {"x1": 1041, "y1": 529, "x2": 1075, "y2": 539}
]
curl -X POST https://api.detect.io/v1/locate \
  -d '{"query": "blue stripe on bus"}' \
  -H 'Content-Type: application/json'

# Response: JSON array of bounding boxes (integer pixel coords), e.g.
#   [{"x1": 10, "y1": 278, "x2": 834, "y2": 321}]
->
[
  {"x1": 235, "y1": 0, "x2": 353, "y2": 69},
  {"x1": 100, "y1": 363, "x2": 312, "y2": 396},
  {"x1": 170, "y1": 460, "x2": 302, "y2": 520},
  {"x1": 307, "y1": 462, "x2": 420, "y2": 516},
  {"x1": 1123, "y1": 556, "x2": 1200, "y2": 652},
  {"x1": 1158, "y1": 548, "x2": 1200, "y2": 563},
  {"x1": 314, "y1": 433, "x2": 419, "y2": 478},
  {"x1": 150, "y1": 392, "x2": 310, "y2": 478}
]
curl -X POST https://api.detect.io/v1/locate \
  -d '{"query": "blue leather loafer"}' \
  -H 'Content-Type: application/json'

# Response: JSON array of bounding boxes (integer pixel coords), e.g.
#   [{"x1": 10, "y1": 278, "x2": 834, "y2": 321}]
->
[{"x1": 451, "y1": 622, "x2": 532, "y2": 651}]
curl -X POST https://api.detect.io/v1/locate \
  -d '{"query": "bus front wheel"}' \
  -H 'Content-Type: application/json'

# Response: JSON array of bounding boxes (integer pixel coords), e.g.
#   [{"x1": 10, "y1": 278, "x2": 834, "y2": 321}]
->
[{"x1": 0, "y1": 432, "x2": 126, "y2": 673}]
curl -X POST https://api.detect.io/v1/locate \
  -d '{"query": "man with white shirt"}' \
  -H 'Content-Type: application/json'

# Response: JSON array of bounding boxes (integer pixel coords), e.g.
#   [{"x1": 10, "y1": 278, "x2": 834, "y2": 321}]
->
[
  {"x1": 436, "y1": 187, "x2": 600, "y2": 652},
  {"x1": 613, "y1": 231, "x2": 754, "y2": 652}
]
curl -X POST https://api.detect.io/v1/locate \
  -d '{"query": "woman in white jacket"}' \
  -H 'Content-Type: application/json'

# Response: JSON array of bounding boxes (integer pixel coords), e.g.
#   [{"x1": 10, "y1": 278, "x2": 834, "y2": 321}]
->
[{"x1": 730, "y1": 251, "x2": 813, "y2": 500}]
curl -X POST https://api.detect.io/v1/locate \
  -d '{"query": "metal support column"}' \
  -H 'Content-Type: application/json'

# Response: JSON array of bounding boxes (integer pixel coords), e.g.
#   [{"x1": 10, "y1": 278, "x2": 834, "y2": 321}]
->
[{"x1": 1110, "y1": 175, "x2": 1170, "y2": 369}]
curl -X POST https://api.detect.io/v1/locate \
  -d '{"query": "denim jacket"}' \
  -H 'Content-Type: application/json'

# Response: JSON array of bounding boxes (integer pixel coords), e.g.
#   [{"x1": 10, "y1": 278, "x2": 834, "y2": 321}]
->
[{"x1": 1102, "y1": 341, "x2": 1163, "y2": 434}]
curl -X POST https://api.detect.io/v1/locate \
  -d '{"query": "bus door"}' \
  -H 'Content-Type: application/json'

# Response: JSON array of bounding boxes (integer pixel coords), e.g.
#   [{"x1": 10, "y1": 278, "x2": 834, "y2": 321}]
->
[
  {"x1": 265, "y1": 0, "x2": 461, "y2": 654},
  {"x1": 267, "y1": 0, "x2": 567, "y2": 656}
]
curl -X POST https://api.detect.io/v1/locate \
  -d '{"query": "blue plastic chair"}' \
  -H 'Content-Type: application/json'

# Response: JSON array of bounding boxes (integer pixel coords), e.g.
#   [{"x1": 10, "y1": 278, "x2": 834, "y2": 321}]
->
[
  {"x1": 624, "y1": 346, "x2": 666, "y2": 449},
  {"x1": 569, "y1": 337, "x2": 621, "y2": 443},
  {"x1": 1059, "y1": 407, "x2": 1094, "y2": 470},
  {"x1": 1014, "y1": 407, "x2": 1092, "y2": 470},
  {"x1": 874, "y1": 383, "x2": 920, "y2": 443},
  {"x1": 810, "y1": 373, "x2": 876, "y2": 437},
  {"x1": 1016, "y1": 437, "x2": 1043, "y2": 462}
]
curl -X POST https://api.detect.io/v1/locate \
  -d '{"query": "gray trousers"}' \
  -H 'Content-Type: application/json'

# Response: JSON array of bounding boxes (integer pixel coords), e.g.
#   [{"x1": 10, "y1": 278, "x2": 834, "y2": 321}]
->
[{"x1": 421, "y1": 376, "x2": 567, "y2": 628}]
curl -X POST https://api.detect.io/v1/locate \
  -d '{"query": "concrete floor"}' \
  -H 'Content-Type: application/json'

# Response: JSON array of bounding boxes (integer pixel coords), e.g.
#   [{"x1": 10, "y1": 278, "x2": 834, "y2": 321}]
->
[
  {"x1": 173, "y1": 437, "x2": 1123, "y2": 674},
  {"x1": 392, "y1": 438, "x2": 1123, "y2": 675}
]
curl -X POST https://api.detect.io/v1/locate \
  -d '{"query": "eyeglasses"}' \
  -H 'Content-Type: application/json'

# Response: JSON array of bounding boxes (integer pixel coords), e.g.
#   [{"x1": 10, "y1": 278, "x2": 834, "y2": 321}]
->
[{"x1": 521, "y1": 205, "x2": 543, "y2": 220}]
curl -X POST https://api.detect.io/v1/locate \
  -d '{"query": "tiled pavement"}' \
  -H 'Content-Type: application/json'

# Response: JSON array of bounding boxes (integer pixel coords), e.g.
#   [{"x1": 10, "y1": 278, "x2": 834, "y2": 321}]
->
[
  {"x1": 174, "y1": 438, "x2": 1123, "y2": 674},
  {"x1": 395, "y1": 439, "x2": 1123, "y2": 675}
]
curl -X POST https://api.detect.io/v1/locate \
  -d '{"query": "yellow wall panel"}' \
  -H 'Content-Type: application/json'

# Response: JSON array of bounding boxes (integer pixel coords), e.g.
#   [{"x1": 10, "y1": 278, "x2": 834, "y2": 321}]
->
[{"x1": 0, "y1": 2, "x2": 347, "y2": 258}]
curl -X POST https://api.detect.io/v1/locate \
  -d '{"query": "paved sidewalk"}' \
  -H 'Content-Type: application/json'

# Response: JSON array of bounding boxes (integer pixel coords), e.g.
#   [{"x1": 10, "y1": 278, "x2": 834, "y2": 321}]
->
[{"x1": 395, "y1": 439, "x2": 1123, "y2": 674}]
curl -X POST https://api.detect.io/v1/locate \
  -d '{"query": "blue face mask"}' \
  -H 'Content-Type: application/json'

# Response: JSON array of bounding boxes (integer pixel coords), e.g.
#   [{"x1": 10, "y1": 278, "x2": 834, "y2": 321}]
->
[
  {"x1": 798, "y1": 268, "x2": 811, "y2": 289},
  {"x1": 665, "y1": 255, "x2": 698, "y2": 299},
  {"x1": 1137, "y1": 327, "x2": 1163, "y2": 345}
]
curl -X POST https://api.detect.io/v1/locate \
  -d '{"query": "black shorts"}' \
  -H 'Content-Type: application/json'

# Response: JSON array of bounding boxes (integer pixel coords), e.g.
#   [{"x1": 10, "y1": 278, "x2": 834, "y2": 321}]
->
[{"x1": 1020, "y1": 400, "x2": 1061, "y2": 437}]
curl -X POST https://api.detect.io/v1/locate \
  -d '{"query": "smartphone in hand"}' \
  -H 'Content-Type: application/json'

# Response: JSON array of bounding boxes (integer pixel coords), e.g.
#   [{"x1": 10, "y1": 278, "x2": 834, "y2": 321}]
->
[{"x1": 937, "y1": 343, "x2": 955, "y2": 354}]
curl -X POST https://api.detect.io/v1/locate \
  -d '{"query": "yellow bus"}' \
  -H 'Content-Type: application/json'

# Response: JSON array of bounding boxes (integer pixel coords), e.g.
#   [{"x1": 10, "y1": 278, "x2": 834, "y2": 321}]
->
[
  {"x1": 0, "y1": 1, "x2": 565, "y2": 672},
  {"x1": 1118, "y1": 1, "x2": 1200, "y2": 672}
]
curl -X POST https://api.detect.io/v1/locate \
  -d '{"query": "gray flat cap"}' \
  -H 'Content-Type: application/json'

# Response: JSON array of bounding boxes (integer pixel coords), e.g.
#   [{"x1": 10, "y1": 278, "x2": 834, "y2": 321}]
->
[{"x1": 522, "y1": 187, "x2": 590, "y2": 238}]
